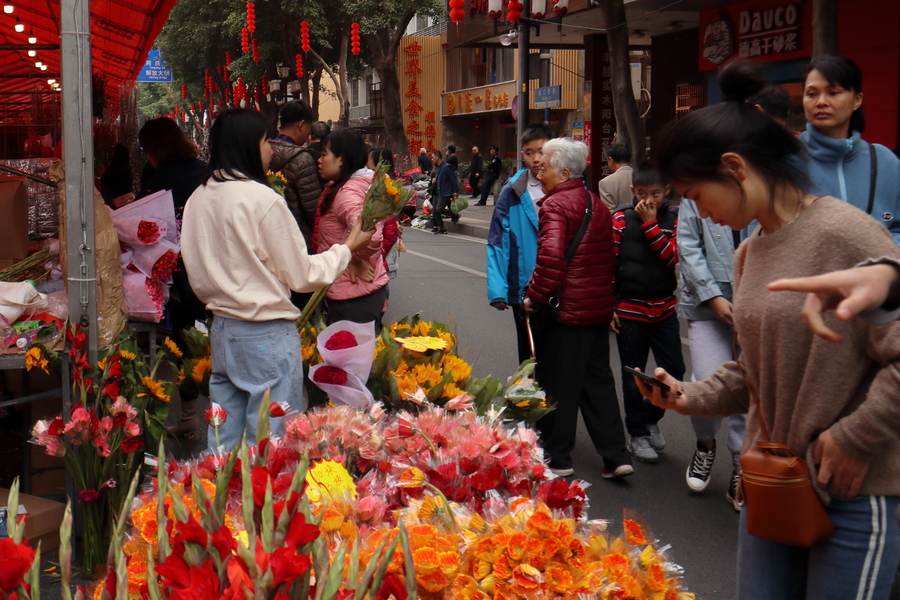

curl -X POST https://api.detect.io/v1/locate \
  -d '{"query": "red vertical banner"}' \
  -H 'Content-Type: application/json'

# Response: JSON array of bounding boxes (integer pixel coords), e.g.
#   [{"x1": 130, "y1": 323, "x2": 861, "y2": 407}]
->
[{"x1": 584, "y1": 121, "x2": 592, "y2": 166}]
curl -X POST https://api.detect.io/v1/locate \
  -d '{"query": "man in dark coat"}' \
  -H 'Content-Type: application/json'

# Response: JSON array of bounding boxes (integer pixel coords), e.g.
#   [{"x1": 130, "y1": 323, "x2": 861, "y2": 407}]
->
[
  {"x1": 469, "y1": 145, "x2": 483, "y2": 198},
  {"x1": 475, "y1": 145, "x2": 501, "y2": 206}
]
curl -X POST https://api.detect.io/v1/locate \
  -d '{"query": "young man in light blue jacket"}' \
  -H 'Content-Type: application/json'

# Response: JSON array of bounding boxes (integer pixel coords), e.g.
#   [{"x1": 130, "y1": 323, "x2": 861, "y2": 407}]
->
[
  {"x1": 677, "y1": 197, "x2": 747, "y2": 510},
  {"x1": 486, "y1": 124, "x2": 553, "y2": 364}
]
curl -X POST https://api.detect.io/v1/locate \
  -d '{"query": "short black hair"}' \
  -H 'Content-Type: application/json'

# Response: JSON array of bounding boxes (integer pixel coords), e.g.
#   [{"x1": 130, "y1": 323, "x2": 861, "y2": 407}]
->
[
  {"x1": 747, "y1": 84, "x2": 790, "y2": 123},
  {"x1": 655, "y1": 61, "x2": 807, "y2": 200},
  {"x1": 521, "y1": 124, "x2": 553, "y2": 146},
  {"x1": 279, "y1": 100, "x2": 314, "y2": 128},
  {"x1": 319, "y1": 128, "x2": 368, "y2": 214},
  {"x1": 447, "y1": 145, "x2": 456, "y2": 153},
  {"x1": 631, "y1": 161, "x2": 666, "y2": 188},
  {"x1": 806, "y1": 56, "x2": 865, "y2": 133},
  {"x1": 310, "y1": 121, "x2": 330, "y2": 141},
  {"x1": 206, "y1": 108, "x2": 270, "y2": 185},
  {"x1": 432, "y1": 150, "x2": 443, "y2": 160},
  {"x1": 604, "y1": 142, "x2": 631, "y2": 164}
]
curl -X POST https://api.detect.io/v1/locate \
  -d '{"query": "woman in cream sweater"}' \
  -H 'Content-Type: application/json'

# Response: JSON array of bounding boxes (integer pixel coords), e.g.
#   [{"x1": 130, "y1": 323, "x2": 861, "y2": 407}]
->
[{"x1": 181, "y1": 108, "x2": 372, "y2": 450}]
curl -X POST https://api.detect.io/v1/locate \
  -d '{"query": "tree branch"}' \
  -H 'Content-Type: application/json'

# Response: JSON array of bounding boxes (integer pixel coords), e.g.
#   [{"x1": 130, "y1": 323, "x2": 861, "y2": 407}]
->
[{"x1": 308, "y1": 46, "x2": 345, "y2": 112}]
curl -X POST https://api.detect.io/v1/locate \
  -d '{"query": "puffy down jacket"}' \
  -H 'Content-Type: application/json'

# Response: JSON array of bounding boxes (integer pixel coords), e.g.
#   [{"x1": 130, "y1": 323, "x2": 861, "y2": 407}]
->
[
  {"x1": 526, "y1": 178, "x2": 616, "y2": 326},
  {"x1": 268, "y1": 140, "x2": 322, "y2": 253}
]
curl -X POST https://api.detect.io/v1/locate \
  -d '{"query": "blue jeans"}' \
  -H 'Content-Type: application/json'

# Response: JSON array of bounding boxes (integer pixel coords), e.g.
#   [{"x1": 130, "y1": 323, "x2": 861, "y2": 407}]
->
[
  {"x1": 208, "y1": 316, "x2": 304, "y2": 451},
  {"x1": 737, "y1": 495, "x2": 900, "y2": 600}
]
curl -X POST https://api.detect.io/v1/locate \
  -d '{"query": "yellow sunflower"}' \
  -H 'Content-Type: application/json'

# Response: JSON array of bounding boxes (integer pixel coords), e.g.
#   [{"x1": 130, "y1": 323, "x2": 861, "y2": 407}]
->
[
  {"x1": 119, "y1": 349, "x2": 137, "y2": 360},
  {"x1": 412, "y1": 321, "x2": 432, "y2": 336},
  {"x1": 412, "y1": 362, "x2": 444, "y2": 389},
  {"x1": 140, "y1": 376, "x2": 171, "y2": 403},
  {"x1": 163, "y1": 337, "x2": 183, "y2": 357},
  {"x1": 191, "y1": 356, "x2": 212, "y2": 383},
  {"x1": 441, "y1": 354, "x2": 472, "y2": 382},
  {"x1": 24, "y1": 347, "x2": 49, "y2": 374}
]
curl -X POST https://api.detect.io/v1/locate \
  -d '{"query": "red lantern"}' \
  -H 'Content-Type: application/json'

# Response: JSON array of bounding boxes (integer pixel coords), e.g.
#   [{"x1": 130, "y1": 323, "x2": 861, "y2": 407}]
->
[
  {"x1": 295, "y1": 54, "x2": 304, "y2": 78},
  {"x1": 225, "y1": 51, "x2": 232, "y2": 66},
  {"x1": 448, "y1": 0, "x2": 464, "y2": 23},
  {"x1": 507, "y1": 0, "x2": 522, "y2": 22},
  {"x1": 300, "y1": 21, "x2": 310, "y2": 53},
  {"x1": 246, "y1": 2, "x2": 255, "y2": 34},
  {"x1": 181, "y1": 84, "x2": 187, "y2": 99},
  {"x1": 198, "y1": 99, "x2": 204, "y2": 112},
  {"x1": 252, "y1": 38, "x2": 259, "y2": 62},
  {"x1": 488, "y1": 0, "x2": 502, "y2": 20},
  {"x1": 261, "y1": 74, "x2": 269, "y2": 91},
  {"x1": 553, "y1": 0, "x2": 569, "y2": 17},
  {"x1": 190, "y1": 102, "x2": 196, "y2": 112},
  {"x1": 174, "y1": 103, "x2": 179, "y2": 115},
  {"x1": 531, "y1": 0, "x2": 547, "y2": 19},
  {"x1": 253, "y1": 85, "x2": 261, "y2": 105},
  {"x1": 350, "y1": 22, "x2": 360, "y2": 56},
  {"x1": 241, "y1": 27, "x2": 249, "y2": 53}
]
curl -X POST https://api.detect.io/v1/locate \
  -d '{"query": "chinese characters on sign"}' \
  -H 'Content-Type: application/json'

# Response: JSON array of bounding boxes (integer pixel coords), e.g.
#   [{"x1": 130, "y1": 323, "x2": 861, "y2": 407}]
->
[
  {"x1": 442, "y1": 82, "x2": 516, "y2": 117},
  {"x1": 137, "y1": 49, "x2": 173, "y2": 83},
  {"x1": 596, "y1": 42, "x2": 616, "y2": 178},
  {"x1": 737, "y1": 4, "x2": 800, "y2": 58},
  {"x1": 403, "y1": 39, "x2": 435, "y2": 156}
]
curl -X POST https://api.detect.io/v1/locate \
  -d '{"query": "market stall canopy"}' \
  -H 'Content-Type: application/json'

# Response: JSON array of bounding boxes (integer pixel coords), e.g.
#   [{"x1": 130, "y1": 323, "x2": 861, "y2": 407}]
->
[{"x1": 0, "y1": 0, "x2": 177, "y2": 115}]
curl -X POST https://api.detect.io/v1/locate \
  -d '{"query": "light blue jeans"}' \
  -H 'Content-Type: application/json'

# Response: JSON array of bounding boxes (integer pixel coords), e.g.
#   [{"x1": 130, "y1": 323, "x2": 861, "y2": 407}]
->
[
  {"x1": 208, "y1": 316, "x2": 304, "y2": 451},
  {"x1": 736, "y1": 495, "x2": 900, "y2": 599}
]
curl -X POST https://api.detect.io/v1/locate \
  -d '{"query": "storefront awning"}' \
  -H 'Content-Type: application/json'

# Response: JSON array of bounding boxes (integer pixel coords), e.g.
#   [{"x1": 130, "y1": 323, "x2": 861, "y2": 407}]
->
[{"x1": 0, "y1": 0, "x2": 177, "y2": 114}]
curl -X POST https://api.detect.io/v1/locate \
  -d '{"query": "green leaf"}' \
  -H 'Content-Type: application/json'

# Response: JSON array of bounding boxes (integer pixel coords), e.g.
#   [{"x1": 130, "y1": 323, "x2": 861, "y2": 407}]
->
[{"x1": 399, "y1": 523, "x2": 417, "y2": 600}]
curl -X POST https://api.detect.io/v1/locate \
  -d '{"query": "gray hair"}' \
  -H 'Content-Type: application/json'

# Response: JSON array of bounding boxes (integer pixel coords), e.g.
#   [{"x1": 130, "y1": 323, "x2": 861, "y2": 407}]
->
[{"x1": 541, "y1": 138, "x2": 588, "y2": 179}]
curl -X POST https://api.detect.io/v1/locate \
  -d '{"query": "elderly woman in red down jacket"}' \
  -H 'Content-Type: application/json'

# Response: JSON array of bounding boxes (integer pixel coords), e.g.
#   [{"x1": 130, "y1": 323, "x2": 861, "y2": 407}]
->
[{"x1": 523, "y1": 137, "x2": 633, "y2": 480}]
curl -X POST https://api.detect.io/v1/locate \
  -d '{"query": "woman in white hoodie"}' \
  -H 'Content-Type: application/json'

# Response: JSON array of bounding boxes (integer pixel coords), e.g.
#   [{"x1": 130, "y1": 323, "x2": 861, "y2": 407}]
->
[{"x1": 181, "y1": 108, "x2": 372, "y2": 450}]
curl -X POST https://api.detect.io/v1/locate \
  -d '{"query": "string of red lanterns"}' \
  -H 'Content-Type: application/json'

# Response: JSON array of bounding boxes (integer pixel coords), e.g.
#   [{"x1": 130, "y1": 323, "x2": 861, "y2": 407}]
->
[
  {"x1": 300, "y1": 21, "x2": 310, "y2": 53},
  {"x1": 246, "y1": 2, "x2": 255, "y2": 33},
  {"x1": 507, "y1": 0, "x2": 522, "y2": 23},
  {"x1": 350, "y1": 22, "x2": 360, "y2": 56},
  {"x1": 241, "y1": 27, "x2": 249, "y2": 53},
  {"x1": 295, "y1": 54, "x2": 304, "y2": 78},
  {"x1": 448, "y1": 0, "x2": 465, "y2": 23},
  {"x1": 252, "y1": 38, "x2": 259, "y2": 62},
  {"x1": 181, "y1": 84, "x2": 187, "y2": 99}
]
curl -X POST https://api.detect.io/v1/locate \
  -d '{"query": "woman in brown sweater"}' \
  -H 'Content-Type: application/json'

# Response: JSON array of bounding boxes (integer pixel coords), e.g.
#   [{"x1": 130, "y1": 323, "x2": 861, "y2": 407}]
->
[{"x1": 641, "y1": 61, "x2": 900, "y2": 600}]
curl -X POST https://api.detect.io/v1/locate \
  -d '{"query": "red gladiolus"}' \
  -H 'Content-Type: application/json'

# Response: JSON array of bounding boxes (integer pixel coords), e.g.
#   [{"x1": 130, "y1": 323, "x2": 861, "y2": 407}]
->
[
  {"x1": 79, "y1": 489, "x2": 100, "y2": 502},
  {"x1": 324, "y1": 330, "x2": 358, "y2": 350},
  {"x1": 269, "y1": 547, "x2": 312, "y2": 587},
  {"x1": 104, "y1": 381, "x2": 120, "y2": 399},
  {"x1": 269, "y1": 402, "x2": 286, "y2": 418},
  {"x1": 225, "y1": 557, "x2": 254, "y2": 600},
  {"x1": 251, "y1": 466, "x2": 269, "y2": 510},
  {"x1": 119, "y1": 436, "x2": 143, "y2": 453},
  {"x1": 108, "y1": 358, "x2": 123, "y2": 379},
  {"x1": 313, "y1": 366, "x2": 348, "y2": 386},
  {"x1": 210, "y1": 524, "x2": 237, "y2": 561},
  {"x1": 285, "y1": 513, "x2": 319, "y2": 547},
  {"x1": 172, "y1": 513, "x2": 208, "y2": 547},
  {"x1": 375, "y1": 574, "x2": 408, "y2": 600},
  {"x1": 48, "y1": 416, "x2": 64, "y2": 436},
  {"x1": 0, "y1": 538, "x2": 36, "y2": 594}
]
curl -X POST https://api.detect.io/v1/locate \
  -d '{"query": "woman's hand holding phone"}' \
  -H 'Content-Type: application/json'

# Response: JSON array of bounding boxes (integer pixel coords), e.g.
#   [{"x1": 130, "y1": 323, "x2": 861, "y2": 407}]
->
[{"x1": 632, "y1": 367, "x2": 690, "y2": 414}]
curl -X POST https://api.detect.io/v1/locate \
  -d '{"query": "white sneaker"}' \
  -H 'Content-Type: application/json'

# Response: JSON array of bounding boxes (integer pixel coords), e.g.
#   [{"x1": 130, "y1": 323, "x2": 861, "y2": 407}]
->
[
  {"x1": 628, "y1": 436, "x2": 658, "y2": 463},
  {"x1": 686, "y1": 442, "x2": 716, "y2": 492},
  {"x1": 550, "y1": 467, "x2": 574, "y2": 477},
  {"x1": 647, "y1": 424, "x2": 666, "y2": 451}
]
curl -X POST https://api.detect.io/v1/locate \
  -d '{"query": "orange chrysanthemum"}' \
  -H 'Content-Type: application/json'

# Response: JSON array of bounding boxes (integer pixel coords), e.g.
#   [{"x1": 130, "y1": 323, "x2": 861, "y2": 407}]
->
[
  {"x1": 417, "y1": 570, "x2": 451, "y2": 593},
  {"x1": 505, "y1": 532, "x2": 528, "y2": 561},
  {"x1": 645, "y1": 562, "x2": 667, "y2": 592},
  {"x1": 612, "y1": 574, "x2": 644, "y2": 599},
  {"x1": 510, "y1": 563, "x2": 543, "y2": 595},
  {"x1": 624, "y1": 519, "x2": 649, "y2": 546},
  {"x1": 545, "y1": 564, "x2": 575, "y2": 594},
  {"x1": 438, "y1": 550, "x2": 461, "y2": 576},
  {"x1": 413, "y1": 547, "x2": 441, "y2": 574},
  {"x1": 492, "y1": 553, "x2": 513, "y2": 580},
  {"x1": 409, "y1": 524, "x2": 439, "y2": 548},
  {"x1": 398, "y1": 467, "x2": 426, "y2": 488},
  {"x1": 526, "y1": 511, "x2": 555, "y2": 535},
  {"x1": 602, "y1": 552, "x2": 632, "y2": 577}
]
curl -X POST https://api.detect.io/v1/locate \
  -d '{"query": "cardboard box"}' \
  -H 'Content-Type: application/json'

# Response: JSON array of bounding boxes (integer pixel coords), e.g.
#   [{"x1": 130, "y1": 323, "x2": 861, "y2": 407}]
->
[
  {"x1": 0, "y1": 177, "x2": 29, "y2": 260},
  {"x1": 29, "y1": 467, "x2": 66, "y2": 497},
  {"x1": 0, "y1": 487, "x2": 65, "y2": 552},
  {"x1": 31, "y1": 444, "x2": 65, "y2": 471}
]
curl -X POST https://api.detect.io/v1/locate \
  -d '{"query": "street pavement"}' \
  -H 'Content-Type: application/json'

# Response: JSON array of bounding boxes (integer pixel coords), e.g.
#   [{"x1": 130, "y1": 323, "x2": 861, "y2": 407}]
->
[{"x1": 386, "y1": 224, "x2": 740, "y2": 600}]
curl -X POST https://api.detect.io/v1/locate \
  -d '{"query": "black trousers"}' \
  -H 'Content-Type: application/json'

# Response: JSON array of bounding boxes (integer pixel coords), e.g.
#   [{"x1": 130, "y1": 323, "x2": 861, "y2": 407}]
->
[
  {"x1": 511, "y1": 303, "x2": 532, "y2": 365},
  {"x1": 478, "y1": 172, "x2": 499, "y2": 205},
  {"x1": 469, "y1": 174, "x2": 481, "y2": 196},
  {"x1": 534, "y1": 322, "x2": 630, "y2": 470},
  {"x1": 432, "y1": 195, "x2": 457, "y2": 230},
  {"x1": 325, "y1": 285, "x2": 389, "y2": 326},
  {"x1": 615, "y1": 314, "x2": 686, "y2": 437}
]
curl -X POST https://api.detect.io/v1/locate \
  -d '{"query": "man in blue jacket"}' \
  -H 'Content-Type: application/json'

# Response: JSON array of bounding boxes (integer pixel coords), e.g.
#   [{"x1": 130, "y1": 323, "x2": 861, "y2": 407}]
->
[
  {"x1": 486, "y1": 124, "x2": 553, "y2": 363},
  {"x1": 431, "y1": 150, "x2": 459, "y2": 234}
]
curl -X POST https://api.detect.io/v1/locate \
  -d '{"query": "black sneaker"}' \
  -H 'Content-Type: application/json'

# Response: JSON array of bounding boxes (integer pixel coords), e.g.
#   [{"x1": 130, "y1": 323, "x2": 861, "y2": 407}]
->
[
  {"x1": 451, "y1": 213, "x2": 460, "y2": 224},
  {"x1": 726, "y1": 469, "x2": 744, "y2": 512},
  {"x1": 686, "y1": 441, "x2": 716, "y2": 492}
]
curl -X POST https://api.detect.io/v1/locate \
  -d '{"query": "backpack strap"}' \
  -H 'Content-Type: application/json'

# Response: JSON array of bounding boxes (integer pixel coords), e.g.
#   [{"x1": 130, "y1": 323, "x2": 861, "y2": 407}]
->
[{"x1": 866, "y1": 144, "x2": 878, "y2": 215}]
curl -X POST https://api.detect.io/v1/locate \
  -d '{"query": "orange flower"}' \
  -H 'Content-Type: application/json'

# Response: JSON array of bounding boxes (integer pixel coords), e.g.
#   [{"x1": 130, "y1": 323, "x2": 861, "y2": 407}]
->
[
  {"x1": 398, "y1": 467, "x2": 426, "y2": 488},
  {"x1": 505, "y1": 532, "x2": 528, "y2": 562},
  {"x1": 492, "y1": 554, "x2": 513, "y2": 580},
  {"x1": 645, "y1": 562, "x2": 667, "y2": 592},
  {"x1": 438, "y1": 550, "x2": 461, "y2": 576},
  {"x1": 612, "y1": 574, "x2": 645, "y2": 599},
  {"x1": 473, "y1": 559, "x2": 492, "y2": 580},
  {"x1": 525, "y1": 511, "x2": 555, "y2": 535},
  {"x1": 409, "y1": 524, "x2": 439, "y2": 548},
  {"x1": 413, "y1": 547, "x2": 440, "y2": 574},
  {"x1": 191, "y1": 357, "x2": 211, "y2": 383},
  {"x1": 509, "y1": 563, "x2": 543, "y2": 595},
  {"x1": 141, "y1": 377, "x2": 171, "y2": 402},
  {"x1": 602, "y1": 553, "x2": 631, "y2": 577},
  {"x1": 545, "y1": 564, "x2": 574, "y2": 594},
  {"x1": 163, "y1": 337, "x2": 183, "y2": 357},
  {"x1": 624, "y1": 519, "x2": 648, "y2": 546},
  {"x1": 417, "y1": 570, "x2": 451, "y2": 593}
]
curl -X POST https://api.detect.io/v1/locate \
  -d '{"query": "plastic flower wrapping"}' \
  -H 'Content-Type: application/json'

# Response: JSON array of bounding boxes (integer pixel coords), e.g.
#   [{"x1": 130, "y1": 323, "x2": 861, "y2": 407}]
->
[{"x1": 359, "y1": 157, "x2": 415, "y2": 232}]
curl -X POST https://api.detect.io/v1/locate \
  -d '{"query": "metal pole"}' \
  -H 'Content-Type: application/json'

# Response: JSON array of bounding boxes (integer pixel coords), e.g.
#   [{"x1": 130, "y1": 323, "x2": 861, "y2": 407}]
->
[
  {"x1": 516, "y1": 7, "x2": 530, "y2": 171},
  {"x1": 60, "y1": 0, "x2": 98, "y2": 363}
]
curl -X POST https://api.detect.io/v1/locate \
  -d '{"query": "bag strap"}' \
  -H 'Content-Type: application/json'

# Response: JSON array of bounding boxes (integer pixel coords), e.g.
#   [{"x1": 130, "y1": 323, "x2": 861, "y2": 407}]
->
[
  {"x1": 733, "y1": 245, "x2": 772, "y2": 443},
  {"x1": 563, "y1": 187, "x2": 594, "y2": 264},
  {"x1": 866, "y1": 144, "x2": 878, "y2": 215}
]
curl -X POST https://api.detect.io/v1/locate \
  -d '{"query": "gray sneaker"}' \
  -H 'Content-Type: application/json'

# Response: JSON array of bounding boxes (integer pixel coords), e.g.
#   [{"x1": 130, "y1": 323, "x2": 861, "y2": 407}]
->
[
  {"x1": 647, "y1": 424, "x2": 666, "y2": 451},
  {"x1": 628, "y1": 436, "x2": 659, "y2": 463}
]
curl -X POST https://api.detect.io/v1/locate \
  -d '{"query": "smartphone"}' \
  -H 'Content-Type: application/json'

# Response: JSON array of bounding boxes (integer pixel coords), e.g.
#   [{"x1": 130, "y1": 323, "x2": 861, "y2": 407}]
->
[{"x1": 623, "y1": 366, "x2": 671, "y2": 395}]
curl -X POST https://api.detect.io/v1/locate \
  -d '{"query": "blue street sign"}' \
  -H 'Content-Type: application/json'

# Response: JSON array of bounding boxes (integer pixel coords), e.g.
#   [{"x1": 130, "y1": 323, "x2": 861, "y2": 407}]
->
[
  {"x1": 534, "y1": 85, "x2": 561, "y2": 109},
  {"x1": 138, "y1": 49, "x2": 173, "y2": 83}
]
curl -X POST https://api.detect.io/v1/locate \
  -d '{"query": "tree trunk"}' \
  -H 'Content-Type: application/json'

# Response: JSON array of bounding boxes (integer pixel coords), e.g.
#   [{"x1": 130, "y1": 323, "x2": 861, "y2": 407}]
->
[
  {"x1": 599, "y1": 0, "x2": 647, "y2": 163},
  {"x1": 812, "y1": 0, "x2": 839, "y2": 60},
  {"x1": 337, "y1": 26, "x2": 350, "y2": 129},
  {"x1": 309, "y1": 46, "x2": 345, "y2": 126},
  {"x1": 376, "y1": 58, "x2": 408, "y2": 165}
]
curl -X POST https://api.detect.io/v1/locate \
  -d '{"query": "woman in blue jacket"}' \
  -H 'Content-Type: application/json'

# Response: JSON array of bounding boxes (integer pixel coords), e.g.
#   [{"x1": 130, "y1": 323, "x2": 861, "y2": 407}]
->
[{"x1": 800, "y1": 56, "x2": 900, "y2": 243}]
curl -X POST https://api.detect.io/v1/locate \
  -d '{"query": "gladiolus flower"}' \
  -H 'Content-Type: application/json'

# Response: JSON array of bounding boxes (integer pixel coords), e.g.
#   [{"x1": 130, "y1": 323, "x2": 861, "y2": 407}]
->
[
  {"x1": 0, "y1": 537, "x2": 36, "y2": 593},
  {"x1": 269, "y1": 547, "x2": 311, "y2": 586},
  {"x1": 79, "y1": 489, "x2": 100, "y2": 502},
  {"x1": 285, "y1": 513, "x2": 319, "y2": 547},
  {"x1": 206, "y1": 403, "x2": 227, "y2": 427},
  {"x1": 398, "y1": 467, "x2": 425, "y2": 488}
]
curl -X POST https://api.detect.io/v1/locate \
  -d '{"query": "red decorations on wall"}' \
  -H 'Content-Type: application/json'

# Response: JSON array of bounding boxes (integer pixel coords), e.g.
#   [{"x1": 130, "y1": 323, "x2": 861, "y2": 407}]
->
[
  {"x1": 295, "y1": 54, "x2": 304, "y2": 78},
  {"x1": 174, "y1": 104, "x2": 179, "y2": 115},
  {"x1": 448, "y1": 0, "x2": 465, "y2": 23},
  {"x1": 181, "y1": 84, "x2": 187, "y2": 99},
  {"x1": 350, "y1": 22, "x2": 360, "y2": 56},
  {"x1": 246, "y1": 2, "x2": 255, "y2": 34},
  {"x1": 261, "y1": 74, "x2": 269, "y2": 92},
  {"x1": 225, "y1": 51, "x2": 232, "y2": 67},
  {"x1": 241, "y1": 27, "x2": 249, "y2": 53},
  {"x1": 553, "y1": 0, "x2": 569, "y2": 17},
  {"x1": 190, "y1": 102, "x2": 196, "y2": 112},
  {"x1": 507, "y1": 0, "x2": 522, "y2": 22},
  {"x1": 531, "y1": 0, "x2": 547, "y2": 20},
  {"x1": 253, "y1": 85, "x2": 261, "y2": 105},
  {"x1": 252, "y1": 38, "x2": 259, "y2": 62},
  {"x1": 300, "y1": 21, "x2": 310, "y2": 52}
]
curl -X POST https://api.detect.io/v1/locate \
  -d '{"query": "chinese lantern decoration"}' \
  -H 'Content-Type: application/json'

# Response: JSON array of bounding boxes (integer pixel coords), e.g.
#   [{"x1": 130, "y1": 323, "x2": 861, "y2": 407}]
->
[
  {"x1": 198, "y1": 99, "x2": 204, "y2": 112},
  {"x1": 261, "y1": 74, "x2": 269, "y2": 92},
  {"x1": 488, "y1": 0, "x2": 502, "y2": 20},
  {"x1": 225, "y1": 51, "x2": 232, "y2": 67},
  {"x1": 190, "y1": 101, "x2": 196, "y2": 112},
  {"x1": 252, "y1": 38, "x2": 259, "y2": 62},
  {"x1": 246, "y1": 2, "x2": 255, "y2": 34},
  {"x1": 448, "y1": 0, "x2": 464, "y2": 23},
  {"x1": 531, "y1": 0, "x2": 547, "y2": 20},
  {"x1": 507, "y1": 0, "x2": 522, "y2": 22},
  {"x1": 253, "y1": 85, "x2": 261, "y2": 105},
  {"x1": 181, "y1": 84, "x2": 187, "y2": 99},
  {"x1": 224, "y1": 88, "x2": 230, "y2": 104},
  {"x1": 295, "y1": 54, "x2": 304, "y2": 78},
  {"x1": 553, "y1": 0, "x2": 569, "y2": 17},
  {"x1": 174, "y1": 104, "x2": 179, "y2": 115},
  {"x1": 241, "y1": 27, "x2": 249, "y2": 53},
  {"x1": 350, "y1": 22, "x2": 360, "y2": 56},
  {"x1": 300, "y1": 21, "x2": 310, "y2": 52}
]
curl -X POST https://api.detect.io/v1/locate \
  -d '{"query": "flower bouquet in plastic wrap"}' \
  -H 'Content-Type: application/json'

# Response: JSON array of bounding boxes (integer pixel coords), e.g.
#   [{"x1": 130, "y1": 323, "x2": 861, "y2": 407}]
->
[
  {"x1": 307, "y1": 320, "x2": 377, "y2": 409},
  {"x1": 359, "y1": 157, "x2": 415, "y2": 232}
]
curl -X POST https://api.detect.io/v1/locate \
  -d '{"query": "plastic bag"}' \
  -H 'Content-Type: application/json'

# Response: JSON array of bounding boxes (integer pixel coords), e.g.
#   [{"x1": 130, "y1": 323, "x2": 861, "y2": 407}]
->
[
  {"x1": 308, "y1": 364, "x2": 375, "y2": 410},
  {"x1": 0, "y1": 281, "x2": 47, "y2": 323},
  {"x1": 451, "y1": 196, "x2": 469, "y2": 213}
]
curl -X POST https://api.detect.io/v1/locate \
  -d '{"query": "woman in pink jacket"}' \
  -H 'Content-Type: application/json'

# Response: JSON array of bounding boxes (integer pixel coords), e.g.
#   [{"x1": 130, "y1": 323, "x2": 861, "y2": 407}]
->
[{"x1": 316, "y1": 129, "x2": 389, "y2": 324}]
